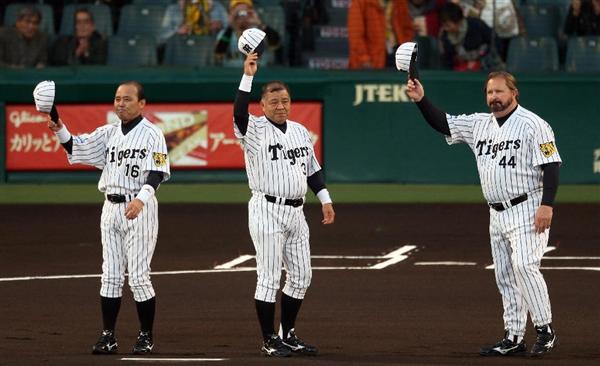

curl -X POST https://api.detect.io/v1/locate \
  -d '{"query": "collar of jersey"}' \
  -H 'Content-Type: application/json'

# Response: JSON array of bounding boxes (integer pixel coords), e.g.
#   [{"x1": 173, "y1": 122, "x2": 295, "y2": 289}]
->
[
  {"x1": 494, "y1": 104, "x2": 519, "y2": 127},
  {"x1": 121, "y1": 115, "x2": 144, "y2": 135},
  {"x1": 266, "y1": 116, "x2": 287, "y2": 133}
]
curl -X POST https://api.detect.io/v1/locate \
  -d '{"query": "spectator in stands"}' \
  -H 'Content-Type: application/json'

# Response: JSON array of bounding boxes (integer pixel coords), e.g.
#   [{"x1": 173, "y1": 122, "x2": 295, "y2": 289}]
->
[
  {"x1": 408, "y1": 0, "x2": 446, "y2": 37},
  {"x1": 439, "y1": 2, "x2": 499, "y2": 71},
  {"x1": 159, "y1": 0, "x2": 228, "y2": 44},
  {"x1": 50, "y1": 9, "x2": 107, "y2": 66},
  {"x1": 0, "y1": 6, "x2": 47, "y2": 68},
  {"x1": 348, "y1": 0, "x2": 414, "y2": 69},
  {"x1": 457, "y1": 0, "x2": 521, "y2": 61},
  {"x1": 214, "y1": 0, "x2": 281, "y2": 67},
  {"x1": 564, "y1": 0, "x2": 600, "y2": 36}
]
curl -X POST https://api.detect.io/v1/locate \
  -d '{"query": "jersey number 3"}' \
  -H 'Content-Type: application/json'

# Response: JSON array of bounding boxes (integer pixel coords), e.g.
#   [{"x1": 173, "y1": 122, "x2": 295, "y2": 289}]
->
[{"x1": 499, "y1": 156, "x2": 516, "y2": 169}]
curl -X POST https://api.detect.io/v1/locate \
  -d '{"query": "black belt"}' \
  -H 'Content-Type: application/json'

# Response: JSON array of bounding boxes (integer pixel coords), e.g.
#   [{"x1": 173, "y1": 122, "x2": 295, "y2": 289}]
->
[
  {"x1": 106, "y1": 194, "x2": 132, "y2": 204},
  {"x1": 488, "y1": 194, "x2": 528, "y2": 212},
  {"x1": 264, "y1": 194, "x2": 303, "y2": 208}
]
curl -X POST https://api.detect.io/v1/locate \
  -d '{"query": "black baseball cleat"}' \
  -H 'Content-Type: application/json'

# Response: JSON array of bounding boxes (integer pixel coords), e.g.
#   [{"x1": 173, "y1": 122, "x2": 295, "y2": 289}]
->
[
  {"x1": 91, "y1": 330, "x2": 118, "y2": 354},
  {"x1": 261, "y1": 334, "x2": 292, "y2": 357},
  {"x1": 479, "y1": 336, "x2": 526, "y2": 356},
  {"x1": 282, "y1": 329, "x2": 318, "y2": 355},
  {"x1": 132, "y1": 331, "x2": 154, "y2": 355},
  {"x1": 530, "y1": 325, "x2": 558, "y2": 356}
]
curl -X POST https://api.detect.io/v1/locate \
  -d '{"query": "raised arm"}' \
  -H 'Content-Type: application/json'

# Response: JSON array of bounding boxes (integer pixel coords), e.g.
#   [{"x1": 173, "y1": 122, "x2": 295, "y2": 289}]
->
[
  {"x1": 406, "y1": 78, "x2": 451, "y2": 136},
  {"x1": 234, "y1": 52, "x2": 258, "y2": 136},
  {"x1": 47, "y1": 114, "x2": 73, "y2": 154}
]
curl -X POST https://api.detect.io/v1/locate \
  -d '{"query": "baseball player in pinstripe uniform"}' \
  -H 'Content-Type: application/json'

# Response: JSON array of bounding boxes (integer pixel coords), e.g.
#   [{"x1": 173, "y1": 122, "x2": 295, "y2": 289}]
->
[
  {"x1": 45, "y1": 81, "x2": 170, "y2": 355},
  {"x1": 234, "y1": 52, "x2": 335, "y2": 357},
  {"x1": 406, "y1": 71, "x2": 561, "y2": 357}
]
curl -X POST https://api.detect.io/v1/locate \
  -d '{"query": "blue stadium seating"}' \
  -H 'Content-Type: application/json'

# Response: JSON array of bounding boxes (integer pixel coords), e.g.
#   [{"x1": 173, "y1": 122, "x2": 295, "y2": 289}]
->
[
  {"x1": 565, "y1": 37, "x2": 600, "y2": 72},
  {"x1": 507, "y1": 36, "x2": 559, "y2": 72},
  {"x1": 107, "y1": 35, "x2": 158, "y2": 66},
  {"x1": 164, "y1": 34, "x2": 215, "y2": 66}
]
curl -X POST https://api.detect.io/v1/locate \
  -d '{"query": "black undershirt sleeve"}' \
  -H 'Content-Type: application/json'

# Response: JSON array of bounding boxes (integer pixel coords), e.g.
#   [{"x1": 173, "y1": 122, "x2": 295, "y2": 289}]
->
[
  {"x1": 541, "y1": 162, "x2": 560, "y2": 206},
  {"x1": 61, "y1": 137, "x2": 73, "y2": 154},
  {"x1": 307, "y1": 170, "x2": 326, "y2": 195},
  {"x1": 233, "y1": 90, "x2": 250, "y2": 136},
  {"x1": 415, "y1": 96, "x2": 451, "y2": 136},
  {"x1": 145, "y1": 171, "x2": 164, "y2": 191}
]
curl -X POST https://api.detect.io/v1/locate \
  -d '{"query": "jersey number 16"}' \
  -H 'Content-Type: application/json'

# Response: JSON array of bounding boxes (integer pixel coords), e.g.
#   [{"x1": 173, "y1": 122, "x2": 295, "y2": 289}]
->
[{"x1": 125, "y1": 164, "x2": 140, "y2": 177}]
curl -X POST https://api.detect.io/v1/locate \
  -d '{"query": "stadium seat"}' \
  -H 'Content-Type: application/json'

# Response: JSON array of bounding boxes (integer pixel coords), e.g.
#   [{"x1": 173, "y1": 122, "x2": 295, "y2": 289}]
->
[
  {"x1": 132, "y1": 0, "x2": 174, "y2": 4},
  {"x1": 312, "y1": 25, "x2": 348, "y2": 55},
  {"x1": 256, "y1": 5, "x2": 286, "y2": 40},
  {"x1": 107, "y1": 35, "x2": 158, "y2": 66},
  {"x1": 59, "y1": 3, "x2": 113, "y2": 37},
  {"x1": 520, "y1": 0, "x2": 570, "y2": 8},
  {"x1": 304, "y1": 25, "x2": 348, "y2": 69},
  {"x1": 163, "y1": 34, "x2": 214, "y2": 66},
  {"x1": 415, "y1": 36, "x2": 440, "y2": 70},
  {"x1": 4, "y1": 3, "x2": 55, "y2": 35},
  {"x1": 565, "y1": 37, "x2": 600, "y2": 72},
  {"x1": 506, "y1": 37, "x2": 559, "y2": 72},
  {"x1": 520, "y1": 5, "x2": 561, "y2": 39},
  {"x1": 117, "y1": 4, "x2": 166, "y2": 41}
]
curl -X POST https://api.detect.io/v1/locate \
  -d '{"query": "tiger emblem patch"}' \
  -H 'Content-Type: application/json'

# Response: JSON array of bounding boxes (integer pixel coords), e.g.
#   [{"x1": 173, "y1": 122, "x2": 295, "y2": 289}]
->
[
  {"x1": 153, "y1": 152, "x2": 167, "y2": 167},
  {"x1": 539, "y1": 142, "x2": 557, "y2": 158}
]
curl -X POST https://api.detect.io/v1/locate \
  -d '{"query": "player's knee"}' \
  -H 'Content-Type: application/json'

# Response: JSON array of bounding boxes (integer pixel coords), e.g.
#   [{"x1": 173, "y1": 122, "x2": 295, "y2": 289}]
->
[
  {"x1": 255, "y1": 285, "x2": 278, "y2": 303},
  {"x1": 302, "y1": 270, "x2": 312, "y2": 288},
  {"x1": 130, "y1": 283, "x2": 155, "y2": 302},
  {"x1": 511, "y1": 258, "x2": 536, "y2": 275},
  {"x1": 101, "y1": 275, "x2": 124, "y2": 288},
  {"x1": 284, "y1": 270, "x2": 311, "y2": 293},
  {"x1": 129, "y1": 276, "x2": 154, "y2": 301}
]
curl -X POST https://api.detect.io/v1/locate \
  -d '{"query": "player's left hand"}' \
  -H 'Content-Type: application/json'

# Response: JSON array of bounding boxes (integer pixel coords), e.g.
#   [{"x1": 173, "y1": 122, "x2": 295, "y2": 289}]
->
[
  {"x1": 406, "y1": 78, "x2": 424, "y2": 102},
  {"x1": 46, "y1": 115, "x2": 64, "y2": 132},
  {"x1": 125, "y1": 199, "x2": 144, "y2": 220},
  {"x1": 321, "y1": 203, "x2": 335, "y2": 225},
  {"x1": 244, "y1": 52, "x2": 258, "y2": 76},
  {"x1": 534, "y1": 205, "x2": 553, "y2": 233}
]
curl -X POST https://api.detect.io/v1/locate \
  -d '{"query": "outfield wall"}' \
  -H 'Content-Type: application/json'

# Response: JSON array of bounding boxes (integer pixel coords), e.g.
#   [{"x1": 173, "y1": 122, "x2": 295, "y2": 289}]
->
[{"x1": 1, "y1": 67, "x2": 599, "y2": 184}]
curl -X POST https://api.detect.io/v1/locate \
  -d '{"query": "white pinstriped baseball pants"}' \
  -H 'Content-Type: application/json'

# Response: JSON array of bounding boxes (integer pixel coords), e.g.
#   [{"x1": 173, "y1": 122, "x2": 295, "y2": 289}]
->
[
  {"x1": 100, "y1": 196, "x2": 158, "y2": 302},
  {"x1": 248, "y1": 193, "x2": 312, "y2": 303},
  {"x1": 489, "y1": 191, "x2": 552, "y2": 337}
]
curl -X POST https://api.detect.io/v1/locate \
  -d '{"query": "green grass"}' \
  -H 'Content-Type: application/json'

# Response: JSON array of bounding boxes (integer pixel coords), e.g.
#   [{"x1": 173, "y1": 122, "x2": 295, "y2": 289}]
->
[{"x1": 0, "y1": 184, "x2": 598, "y2": 204}]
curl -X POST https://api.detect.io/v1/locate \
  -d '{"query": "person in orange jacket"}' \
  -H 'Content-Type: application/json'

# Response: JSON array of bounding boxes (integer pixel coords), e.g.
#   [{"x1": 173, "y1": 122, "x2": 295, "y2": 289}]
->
[{"x1": 348, "y1": 0, "x2": 414, "y2": 69}]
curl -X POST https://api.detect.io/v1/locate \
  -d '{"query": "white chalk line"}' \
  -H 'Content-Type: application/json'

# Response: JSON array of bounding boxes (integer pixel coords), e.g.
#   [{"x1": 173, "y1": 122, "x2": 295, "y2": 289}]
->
[
  {"x1": 0, "y1": 245, "x2": 418, "y2": 283},
  {"x1": 414, "y1": 262, "x2": 477, "y2": 266},
  {"x1": 120, "y1": 357, "x2": 227, "y2": 362}
]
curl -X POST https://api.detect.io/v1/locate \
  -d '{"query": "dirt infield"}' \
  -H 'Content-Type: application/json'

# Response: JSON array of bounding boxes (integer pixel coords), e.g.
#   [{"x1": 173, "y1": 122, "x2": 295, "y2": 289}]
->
[{"x1": 1, "y1": 203, "x2": 599, "y2": 366}]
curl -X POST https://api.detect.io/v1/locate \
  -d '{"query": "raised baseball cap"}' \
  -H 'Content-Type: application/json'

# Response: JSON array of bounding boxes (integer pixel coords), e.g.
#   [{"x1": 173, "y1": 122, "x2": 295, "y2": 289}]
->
[{"x1": 238, "y1": 27, "x2": 266, "y2": 56}]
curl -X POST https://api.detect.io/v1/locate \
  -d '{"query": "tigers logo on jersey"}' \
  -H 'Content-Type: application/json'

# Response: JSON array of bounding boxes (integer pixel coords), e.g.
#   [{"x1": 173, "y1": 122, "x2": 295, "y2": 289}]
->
[
  {"x1": 153, "y1": 152, "x2": 168, "y2": 167},
  {"x1": 539, "y1": 142, "x2": 557, "y2": 158}
]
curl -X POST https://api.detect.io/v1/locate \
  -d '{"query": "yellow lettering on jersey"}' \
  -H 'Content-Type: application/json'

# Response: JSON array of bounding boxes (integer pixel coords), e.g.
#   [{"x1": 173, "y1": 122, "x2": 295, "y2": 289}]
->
[
  {"x1": 539, "y1": 142, "x2": 556, "y2": 158},
  {"x1": 153, "y1": 152, "x2": 167, "y2": 167}
]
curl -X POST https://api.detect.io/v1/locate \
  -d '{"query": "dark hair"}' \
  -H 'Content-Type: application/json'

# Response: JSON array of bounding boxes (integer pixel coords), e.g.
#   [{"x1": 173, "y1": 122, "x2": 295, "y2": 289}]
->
[
  {"x1": 74, "y1": 8, "x2": 94, "y2": 25},
  {"x1": 261, "y1": 81, "x2": 290, "y2": 99},
  {"x1": 119, "y1": 81, "x2": 145, "y2": 101},
  {"x1": 484, "y1": 71, "x2": 519, "y2": 101},
  {"x1": 17, "y1": 6, "x2": 42, "y2": 22},
  {"x1": 439, "y1": 2, "x2": 463, "y2": 24}
]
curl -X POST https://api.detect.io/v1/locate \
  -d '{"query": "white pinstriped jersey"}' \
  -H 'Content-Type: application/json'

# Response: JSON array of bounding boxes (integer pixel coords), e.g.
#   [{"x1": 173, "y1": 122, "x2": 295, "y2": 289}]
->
[
  {"x1": 445, "y1": 105, "x2": 561, "y2": 203},
  {"x1": 234, "y1": 115, "x2": 320, "y2": 199},
  {"x1": 68, "y1": 118, "x2": 171, "y2": 195}
]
